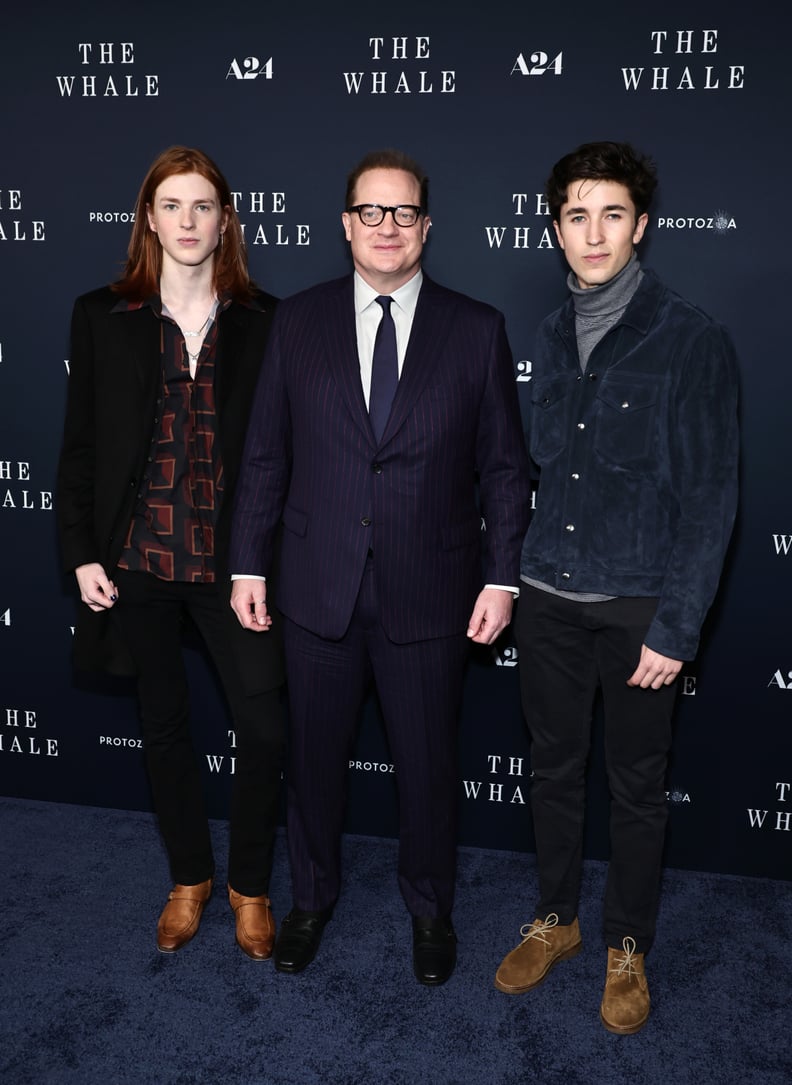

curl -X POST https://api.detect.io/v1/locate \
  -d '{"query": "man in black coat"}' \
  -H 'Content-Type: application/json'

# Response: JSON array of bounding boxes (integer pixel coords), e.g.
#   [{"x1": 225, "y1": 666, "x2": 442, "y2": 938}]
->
[{"x1": 57, "y1": 146, "x2": 285, "y2": 960}]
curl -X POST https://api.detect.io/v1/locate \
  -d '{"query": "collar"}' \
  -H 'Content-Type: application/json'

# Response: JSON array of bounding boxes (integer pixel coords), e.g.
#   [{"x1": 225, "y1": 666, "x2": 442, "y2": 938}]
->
[
  {"x1": 555, "y1": 268, "x2": 665, "y2": 341},
  {"x1": 568, "y1": 253, "x2": 643, "y2": 319},
  {"x1": 353, "y1": 269, "x2": 423, "y2": 317},
  {"x1": 110, "y1": 291, "x2": 238, "y2": 316}
]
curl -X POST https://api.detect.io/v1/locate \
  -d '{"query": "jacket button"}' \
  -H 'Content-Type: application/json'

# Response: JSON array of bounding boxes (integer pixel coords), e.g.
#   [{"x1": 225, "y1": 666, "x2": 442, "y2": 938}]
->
[
  {"x1": 561, "y1": 572, "x2": 571, "y2": 580},
  {"x1": 577, "y1": 422, "x2": 585, "y2": 430},
  {"x1": 565, "y1": 524, "x2": 575, "y2": 532},
  {"x1": 571, "y1": 473, "x2": 580, "y2": 480},
  {"x1": 361, "y1": 517, "x2": 372, "y2": 527},
  {"x1": 372, "y1": 463, "x2": 383, "y2": 474}
]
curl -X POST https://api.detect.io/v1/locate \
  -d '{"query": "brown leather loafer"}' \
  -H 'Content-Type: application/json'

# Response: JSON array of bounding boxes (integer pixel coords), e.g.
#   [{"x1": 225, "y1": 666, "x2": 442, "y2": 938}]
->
[
  {"x1": 495, "y1": 913, "x2": 582, "y2": 994},
  {"x1": 228, "y1": 885, "x2": 276, "y2": 961},
  {"x1": 600, "y1": 936, "x2": 650, "y2": 1035},
  {"x1": 156, "y1": 878, "x2": 213, "y2": 953}
]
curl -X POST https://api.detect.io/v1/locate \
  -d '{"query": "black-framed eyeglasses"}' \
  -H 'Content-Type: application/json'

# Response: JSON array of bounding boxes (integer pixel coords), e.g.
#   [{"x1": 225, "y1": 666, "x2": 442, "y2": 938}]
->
[{"x1": 347, "y1": 204, "x2": 423, "y2": 227}]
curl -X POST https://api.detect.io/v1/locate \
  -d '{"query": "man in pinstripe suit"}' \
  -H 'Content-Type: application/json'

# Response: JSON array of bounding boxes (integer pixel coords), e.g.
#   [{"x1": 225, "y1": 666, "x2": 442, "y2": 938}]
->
[{"x1": 230, "y1": 149, "x2": 530, "y2": 985}]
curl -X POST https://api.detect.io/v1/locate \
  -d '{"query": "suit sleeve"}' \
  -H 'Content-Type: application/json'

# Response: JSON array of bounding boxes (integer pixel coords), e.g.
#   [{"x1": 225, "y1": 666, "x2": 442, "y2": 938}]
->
[
  {"x1": 474, "y1": 312, "x2": 532, "y2": 587},
  {"x1": 229, "y1": 307, "x2": 292, "y2": 577}
]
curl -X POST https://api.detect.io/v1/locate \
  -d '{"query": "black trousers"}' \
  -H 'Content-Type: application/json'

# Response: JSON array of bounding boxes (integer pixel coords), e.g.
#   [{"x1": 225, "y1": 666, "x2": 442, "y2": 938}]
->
[
  {"x1": 516, "y1": 584, "x2": 678, "y2": 953},
  {"x1": 283, "y1": 558, "x2": 470, "y2": 918},
  {"x1": 111, "y1": 569, "x2": 285, "y2": 896}
]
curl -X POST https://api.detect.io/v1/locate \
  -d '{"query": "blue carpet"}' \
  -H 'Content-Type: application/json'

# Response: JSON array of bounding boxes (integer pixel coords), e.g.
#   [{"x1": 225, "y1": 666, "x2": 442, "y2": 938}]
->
[{"x1": 0, "y1": 797, "x2": 789, "y2": 1085}]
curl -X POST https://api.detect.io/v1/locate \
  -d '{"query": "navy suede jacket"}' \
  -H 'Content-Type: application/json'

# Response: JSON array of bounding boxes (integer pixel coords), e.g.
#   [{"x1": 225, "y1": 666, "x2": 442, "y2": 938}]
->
[{"x1": 520, "y1": 270, "x2": 739, "y2": 660}]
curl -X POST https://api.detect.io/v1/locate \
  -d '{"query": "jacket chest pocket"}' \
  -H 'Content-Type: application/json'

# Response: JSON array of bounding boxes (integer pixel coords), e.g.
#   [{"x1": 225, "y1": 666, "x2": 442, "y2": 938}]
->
[
  {"x1": 529, "y1": 378, "x2": 570, "y2": 464},
  {"x1": 594, "y1": 379, "x2": 658, "y2": 463}
]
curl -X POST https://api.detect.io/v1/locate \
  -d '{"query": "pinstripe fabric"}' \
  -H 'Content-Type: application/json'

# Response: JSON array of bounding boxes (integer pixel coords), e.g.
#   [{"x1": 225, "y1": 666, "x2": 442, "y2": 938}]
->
[
  {"x1": 230, "y1": 274, "x2": 531, "y2": 642},
  {"x1": 230, "y1": 272, "x2": 530, "y2": 917},
  {"x1": 282, "y1": 563, "x2": 470, "y2": 915}
]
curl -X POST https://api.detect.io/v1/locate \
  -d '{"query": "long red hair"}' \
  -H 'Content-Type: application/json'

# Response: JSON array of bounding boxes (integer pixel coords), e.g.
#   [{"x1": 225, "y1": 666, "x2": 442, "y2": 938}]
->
[{"x1": 113, "y1": 145, "x2": 255, "y2": 302}]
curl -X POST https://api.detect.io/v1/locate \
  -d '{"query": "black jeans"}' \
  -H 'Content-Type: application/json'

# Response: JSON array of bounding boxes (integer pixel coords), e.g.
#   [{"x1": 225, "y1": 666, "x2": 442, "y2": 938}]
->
[
  {"x1": 111, "y1": 569, "x2": 285, "y2": 895},
  {"x1": 516, "y1": 584, "x2": 678, "y2": 953}
]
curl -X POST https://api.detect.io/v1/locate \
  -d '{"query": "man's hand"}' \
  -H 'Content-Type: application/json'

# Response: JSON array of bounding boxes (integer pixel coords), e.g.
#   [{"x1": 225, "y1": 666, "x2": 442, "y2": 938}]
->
[
  {"x1": 627, "y1": 644, "x2": 683, "y2": 689},
  {"x1": 230, "y1": 578, "x2": 272, "y2": 632},
  {"x1": 466, "y1": 587, "x2": 514, "y2": 645},
  {"x1": 75, "y1": 563, "x2": 117, "y2": 612}
]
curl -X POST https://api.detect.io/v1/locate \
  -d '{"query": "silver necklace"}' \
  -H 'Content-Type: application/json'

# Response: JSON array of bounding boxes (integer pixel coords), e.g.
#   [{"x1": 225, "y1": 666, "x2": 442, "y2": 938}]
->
[
  {"x1": 183, "y1": 309, "x2": 213, "y2": 366},
  {"x1": 182, "y1": 312, "x2": 213, "y2": 338}
]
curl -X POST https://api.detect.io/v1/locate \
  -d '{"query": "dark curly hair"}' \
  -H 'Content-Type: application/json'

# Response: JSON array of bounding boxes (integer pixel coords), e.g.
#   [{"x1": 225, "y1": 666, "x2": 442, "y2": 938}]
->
[{"x1": 546, "y1": 141, "x2": 658, "y2": 222}]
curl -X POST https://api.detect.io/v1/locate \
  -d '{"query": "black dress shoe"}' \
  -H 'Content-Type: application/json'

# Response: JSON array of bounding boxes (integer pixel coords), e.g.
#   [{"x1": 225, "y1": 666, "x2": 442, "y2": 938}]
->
[
  {"x1": 412, "y1": 916, "x2": 457, "y2": 986},
  {"x1": 273, "y1": 907, "x2": 331, "y2": 973}
]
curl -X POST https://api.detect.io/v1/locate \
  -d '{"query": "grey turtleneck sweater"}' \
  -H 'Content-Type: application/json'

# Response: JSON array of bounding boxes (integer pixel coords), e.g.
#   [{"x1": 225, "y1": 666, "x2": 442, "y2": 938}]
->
[{"x1": 569, "y1": 252, "x2": 643, "y2": 371}]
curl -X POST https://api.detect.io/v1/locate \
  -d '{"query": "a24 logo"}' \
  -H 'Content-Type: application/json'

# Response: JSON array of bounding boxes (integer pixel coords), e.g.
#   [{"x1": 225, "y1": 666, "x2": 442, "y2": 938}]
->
[{"x1": 226, "y1": 57, "x2": 273, "y2": 81}]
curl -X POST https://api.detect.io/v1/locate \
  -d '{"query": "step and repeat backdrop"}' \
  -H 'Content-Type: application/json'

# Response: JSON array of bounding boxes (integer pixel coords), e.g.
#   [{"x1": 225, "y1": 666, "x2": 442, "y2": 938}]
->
[{"x1": 1, "y1": 1, "x2": 789, "y2": 881}]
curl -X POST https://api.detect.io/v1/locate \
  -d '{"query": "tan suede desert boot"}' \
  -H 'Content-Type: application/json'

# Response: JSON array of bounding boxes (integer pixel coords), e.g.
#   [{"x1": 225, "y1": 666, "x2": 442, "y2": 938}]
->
[
  {"x1": 494, "y1": 913, "x2": 582, "y2": 994},
  {"x1": 600, "y1": 936, "x2": 650, "y2": 1035}
]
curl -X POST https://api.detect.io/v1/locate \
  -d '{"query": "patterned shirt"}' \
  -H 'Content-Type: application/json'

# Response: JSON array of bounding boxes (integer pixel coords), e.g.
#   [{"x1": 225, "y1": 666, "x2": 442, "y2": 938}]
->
[{"x1": 117, "y1": 295, "x2": 230, "y2": 582}]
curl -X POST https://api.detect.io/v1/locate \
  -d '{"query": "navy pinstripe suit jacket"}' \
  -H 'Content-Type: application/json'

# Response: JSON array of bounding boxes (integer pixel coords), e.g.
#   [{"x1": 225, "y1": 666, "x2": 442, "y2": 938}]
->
[{"x1": 230, "y1": 272, "x2": 531, "y2": 643}]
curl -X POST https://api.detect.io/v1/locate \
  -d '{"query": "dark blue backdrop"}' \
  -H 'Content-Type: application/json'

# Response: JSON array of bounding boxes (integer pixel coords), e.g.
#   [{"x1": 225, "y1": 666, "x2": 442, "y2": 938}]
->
[{"x1": 1, "y1": 0, "x2": 789, "y2": 882}]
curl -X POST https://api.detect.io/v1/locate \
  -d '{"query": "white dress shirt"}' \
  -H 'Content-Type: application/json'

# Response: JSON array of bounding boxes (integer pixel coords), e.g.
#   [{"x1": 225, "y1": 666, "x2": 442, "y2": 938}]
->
[{"x1": 353, "y1": 269, "x2": 422, "y2": 407}]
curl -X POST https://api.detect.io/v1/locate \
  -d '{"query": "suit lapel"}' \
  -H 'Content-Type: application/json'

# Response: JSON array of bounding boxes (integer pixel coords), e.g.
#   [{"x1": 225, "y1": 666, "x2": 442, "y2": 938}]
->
[
  {"x1": 113, "y1": 305, "x2": 163, "y2": 400},
  {"x1": 214, "y1": 302, "x2": 248, "y2": 413},
  {"x1": 316, "y1": 274, "x2": 457, "y2": 447},
  {"x1": 321, "y1": 276, "x2": 374, "y2": 442},
  {"x1": 380, "y1": 275, "x2": 453, "y2": 444}
]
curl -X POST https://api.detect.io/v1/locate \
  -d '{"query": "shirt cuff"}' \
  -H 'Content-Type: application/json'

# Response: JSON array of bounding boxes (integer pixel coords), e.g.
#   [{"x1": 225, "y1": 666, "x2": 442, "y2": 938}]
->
[{"x1": 485, "y1": 583, "x2": 519, "y2": 598}]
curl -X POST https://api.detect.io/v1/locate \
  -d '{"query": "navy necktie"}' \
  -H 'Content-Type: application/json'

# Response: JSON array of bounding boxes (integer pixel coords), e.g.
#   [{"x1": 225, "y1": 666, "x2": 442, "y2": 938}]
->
[{"x1": 369, "y1": 295, "x2": 398, "y2": 442}]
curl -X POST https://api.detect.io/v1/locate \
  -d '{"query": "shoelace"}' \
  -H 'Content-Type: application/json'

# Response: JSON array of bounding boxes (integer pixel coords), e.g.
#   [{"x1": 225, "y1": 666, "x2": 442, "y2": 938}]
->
[
  {"x1": 518, "y1": 913, "x2": 559, "y2": 945},
  {"x1": 611, "y1": 935, "x2": 640, "y2": 979}
]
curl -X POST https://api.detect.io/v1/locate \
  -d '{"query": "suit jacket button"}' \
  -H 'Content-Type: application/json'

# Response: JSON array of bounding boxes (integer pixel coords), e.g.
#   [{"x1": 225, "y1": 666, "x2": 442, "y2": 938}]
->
[
  {"x1": 372, "y1": 462, "x2": 383, "y2": 474},
  {"x1": 361, "y1": 517, "x2": 372, "y2": 527}
]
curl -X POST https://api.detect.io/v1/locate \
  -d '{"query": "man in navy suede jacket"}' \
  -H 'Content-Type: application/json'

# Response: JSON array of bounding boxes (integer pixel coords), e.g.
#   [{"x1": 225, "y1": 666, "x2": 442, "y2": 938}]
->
[{"x1": 493, "y1": 141, "x2": 739, "y2": 1036}]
